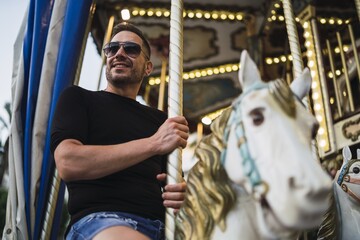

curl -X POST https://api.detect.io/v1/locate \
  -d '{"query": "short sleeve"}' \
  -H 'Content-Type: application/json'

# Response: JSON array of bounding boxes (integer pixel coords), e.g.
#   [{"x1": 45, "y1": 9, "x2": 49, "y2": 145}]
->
[{"x1": 50, "y1": 86, "x2": 89, "y2": 153}]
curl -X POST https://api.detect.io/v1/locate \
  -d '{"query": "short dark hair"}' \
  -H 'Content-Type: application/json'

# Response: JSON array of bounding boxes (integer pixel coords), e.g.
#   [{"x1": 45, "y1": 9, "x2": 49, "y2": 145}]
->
[{"x1": 111, "y1": 22, "x2": 151, "y2": 59}]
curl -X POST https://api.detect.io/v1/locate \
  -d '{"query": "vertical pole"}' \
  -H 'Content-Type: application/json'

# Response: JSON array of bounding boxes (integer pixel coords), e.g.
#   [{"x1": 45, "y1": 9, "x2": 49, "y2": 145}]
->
[
  {"x1": 282, "y1": 0, "x2": 303, "y2": 78},
  {"x1": 282, "y1": 0, "x2": 320, "y2": 165},
  {"x1": 348, "y1": 24, "x2": 360, "y2": 85},
  {"x1": 197, "y1": 122, "x2": 203, "y2": 144},
  {"x1": 326, "y1": 40, "x2": 343, "y2": 117},
  {"x1": 40, "y1": 171, "x2": 61, "y2": 240},
  {"x1": 143, "y1": 84, "x2": 151, "y2": 104},
  {"x1": 337, "y1": 32, "x2": 355, "y2": 112},
  {"x1": 97, "y1": 15, "x2": 115, "y2": 90},
  {"x1": 355, "y1": 0, "x2": 360, "y2": 22},
  {"x1": 74, "y1": 3, "x2": 96, "y2": 85},
  {"x1": 158, "y1": 57, "x2": 167, "y2": 111},
  {"x1": 166, "y1": 0, "x2": 183, "y2": 239}
]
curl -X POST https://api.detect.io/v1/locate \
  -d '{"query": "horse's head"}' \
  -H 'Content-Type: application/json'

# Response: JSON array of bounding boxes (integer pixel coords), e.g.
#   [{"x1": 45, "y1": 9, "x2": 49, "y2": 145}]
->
[
  {"x1": 222, "y1": 51, "x2": 332, "y2": 232},
  {"x1": 336, "y1": 146, "x2": 360, "y2": 204}
]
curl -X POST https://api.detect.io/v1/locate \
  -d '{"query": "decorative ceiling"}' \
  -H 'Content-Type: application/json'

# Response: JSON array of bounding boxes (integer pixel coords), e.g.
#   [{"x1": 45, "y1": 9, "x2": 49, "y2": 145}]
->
[{"x1": 89, "y1": 0, "x2": 360, "y2": 132}]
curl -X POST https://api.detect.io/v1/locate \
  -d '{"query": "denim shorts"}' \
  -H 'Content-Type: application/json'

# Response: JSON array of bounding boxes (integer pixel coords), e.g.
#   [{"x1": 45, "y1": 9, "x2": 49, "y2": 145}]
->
[{"x1": 66, "y1": 211, "x2": 165, "y2": 240}]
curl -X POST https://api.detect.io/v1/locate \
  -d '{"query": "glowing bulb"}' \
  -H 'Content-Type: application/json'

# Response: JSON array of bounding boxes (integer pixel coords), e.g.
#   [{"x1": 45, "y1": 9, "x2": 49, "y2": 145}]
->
[
  {"x1": 266, "y1": 58, "x2": 273, "y2": 64},
  {"x1": 318, "y1": 127, "x2": 325, "y2": 135},
  {"x1": 202, "y1": 117, "x2": 212, "y2": 125},
  {"x1": 319, "y1": 139, "x2": 327, "y2": 148},
  {"x1": 121, "y1": 9, "x2": 131, "y2": 20},
  {"x1": 312, "y1": 92, "x2": 319, "y2": 100}
]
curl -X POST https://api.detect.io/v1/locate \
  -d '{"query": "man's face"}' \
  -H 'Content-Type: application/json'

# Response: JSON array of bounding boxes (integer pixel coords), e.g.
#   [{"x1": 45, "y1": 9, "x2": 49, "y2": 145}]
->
[{"x1": 105, "y1": 31, "x2": 150, "y2": 87}]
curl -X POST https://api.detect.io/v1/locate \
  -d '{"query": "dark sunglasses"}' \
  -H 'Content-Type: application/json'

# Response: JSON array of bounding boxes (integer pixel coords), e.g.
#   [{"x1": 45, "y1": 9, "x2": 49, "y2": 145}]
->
[{"x1": 103, "y1": 41, "x2": 149, "y2": 59}]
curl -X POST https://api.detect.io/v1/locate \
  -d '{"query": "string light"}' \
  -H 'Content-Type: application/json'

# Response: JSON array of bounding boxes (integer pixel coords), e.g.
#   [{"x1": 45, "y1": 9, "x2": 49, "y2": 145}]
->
[
  {"x1": 129, "y1": 7, "x2": 245, "y2": 22},
  {"x1": 303, "y1": 21, "x2": 330, "y2": 153},
  {"x1": 148, "y1": 63, "x2": 241, "y2": 86},
  {"x1": 201, "y1": 107, "x2": 228, "y2": 125}
]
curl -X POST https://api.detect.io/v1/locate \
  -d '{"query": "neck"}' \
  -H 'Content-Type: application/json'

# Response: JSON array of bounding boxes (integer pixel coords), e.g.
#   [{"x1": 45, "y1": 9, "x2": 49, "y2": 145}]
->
[{"x1": 105, "y1": 84, "x2": 138, "y2": 99}]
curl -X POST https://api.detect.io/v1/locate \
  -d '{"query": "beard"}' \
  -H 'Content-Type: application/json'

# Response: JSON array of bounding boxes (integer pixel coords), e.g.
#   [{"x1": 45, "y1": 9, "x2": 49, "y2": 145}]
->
[{"x1": 105, "y1": 66, "x2": 145, "y2": 87}]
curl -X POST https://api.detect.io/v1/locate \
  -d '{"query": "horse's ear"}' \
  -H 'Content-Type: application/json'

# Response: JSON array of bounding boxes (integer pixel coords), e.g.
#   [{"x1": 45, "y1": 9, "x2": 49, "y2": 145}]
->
[
  {"x1": 238, "y1": 50, "x2": 262, "y2": 90},
  {"x1": 342, "y1": 146, "x2": 352, "y2": 165},
  {"x1": 290, "y1": 68, "x2": 311, "y2": 99}
]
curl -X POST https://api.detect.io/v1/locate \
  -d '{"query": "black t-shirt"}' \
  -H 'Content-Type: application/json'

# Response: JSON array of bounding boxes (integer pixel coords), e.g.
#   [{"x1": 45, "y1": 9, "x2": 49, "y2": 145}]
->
[{"x1": 50, "y1": 85, "x2": 168, "y2": 229}]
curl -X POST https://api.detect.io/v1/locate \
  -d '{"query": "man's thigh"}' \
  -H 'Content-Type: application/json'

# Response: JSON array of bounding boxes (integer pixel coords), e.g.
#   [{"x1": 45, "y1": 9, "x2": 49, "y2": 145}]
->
[{"x1": 93, "y1": 226, "x2": 150, "y2": 240}]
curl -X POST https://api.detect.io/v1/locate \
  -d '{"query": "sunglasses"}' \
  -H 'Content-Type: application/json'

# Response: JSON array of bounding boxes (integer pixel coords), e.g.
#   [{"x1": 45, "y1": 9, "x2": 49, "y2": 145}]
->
[{"x1": 103, "y1": 41, "x2": 149, "y2": 59}]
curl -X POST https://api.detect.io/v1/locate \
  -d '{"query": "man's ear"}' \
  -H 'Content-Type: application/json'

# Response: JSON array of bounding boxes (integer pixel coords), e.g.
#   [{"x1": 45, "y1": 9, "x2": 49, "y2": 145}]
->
[{"x1": 145, "y1": 61, "x2": 153, "y2": 76}]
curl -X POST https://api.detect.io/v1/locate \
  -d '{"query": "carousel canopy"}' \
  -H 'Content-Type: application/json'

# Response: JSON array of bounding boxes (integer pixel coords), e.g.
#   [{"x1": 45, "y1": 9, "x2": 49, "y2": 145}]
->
[{"x1": 88, "y1": 0, "x2": 359, "y2": 132}]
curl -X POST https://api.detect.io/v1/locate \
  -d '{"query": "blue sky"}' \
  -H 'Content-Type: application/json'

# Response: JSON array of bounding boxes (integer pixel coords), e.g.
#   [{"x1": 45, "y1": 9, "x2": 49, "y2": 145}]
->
[{"x1": 0, "y1": 1, "x2": 103, "y2": 142}]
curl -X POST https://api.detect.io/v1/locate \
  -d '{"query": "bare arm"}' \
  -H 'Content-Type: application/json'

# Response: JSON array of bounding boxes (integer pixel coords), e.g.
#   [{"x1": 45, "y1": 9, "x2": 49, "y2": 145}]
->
[{"x1": 55, "y1": 116, "x2": 189, "y2": 182}]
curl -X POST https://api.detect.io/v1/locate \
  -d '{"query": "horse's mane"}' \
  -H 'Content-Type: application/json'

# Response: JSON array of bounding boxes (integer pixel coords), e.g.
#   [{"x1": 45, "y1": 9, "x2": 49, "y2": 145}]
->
[
  {"x1": 317, "y1": 189, "x2": 338, "y2": 240},
  {"x1": 175, "y1": 78, "x2": 296, "y2": 239},
  {"x1": 175, "y1": 108, "x2": 237, "y2": 240}
]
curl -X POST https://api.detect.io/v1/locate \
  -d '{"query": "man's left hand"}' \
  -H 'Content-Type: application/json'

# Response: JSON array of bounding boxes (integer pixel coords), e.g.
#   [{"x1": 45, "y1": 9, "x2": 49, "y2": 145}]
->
[{"x1": 156, "y1": 173, "x2": 186, "y2": 214}]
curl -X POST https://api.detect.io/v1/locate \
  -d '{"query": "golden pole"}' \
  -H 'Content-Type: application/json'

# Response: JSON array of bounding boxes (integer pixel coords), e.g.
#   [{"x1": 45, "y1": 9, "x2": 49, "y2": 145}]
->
[
  {"x1": 355, "y1": 0, "x2": 360, "y2": 22},
  {"x1": 348, "y1": 24, "x2": 360, "y2": 85},
  {"x1": 336, "y1": 32, "x2": 355, "y2": 112},
  {"x1": 326, "y1": 40, "x2": 343, "y2": 117},
  {"x1": 166, "y1": 0, "x2": 184, "y2": 239},
  {"x1": 97, "y1": 15, "x2": 115, "y2": 90},
  {"x1": 158, "y1": 57, "x2": 167, "y2": 111},
  {"x1": 197, "y1": 122, "x2": 203, "y2": 144},
  {"x1": 143, "y1": 84, "x2": 151, "y2": 105}
]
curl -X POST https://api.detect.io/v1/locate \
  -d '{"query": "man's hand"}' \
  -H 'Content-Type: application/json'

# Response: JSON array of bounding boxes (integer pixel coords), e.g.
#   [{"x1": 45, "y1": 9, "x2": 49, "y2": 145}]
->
[
  {"x1": 151, "y1": 116, "x2": 189, "y2": 155},
  {"x1": 157, "y1": 173, "x2": 186, "y2": 214}
]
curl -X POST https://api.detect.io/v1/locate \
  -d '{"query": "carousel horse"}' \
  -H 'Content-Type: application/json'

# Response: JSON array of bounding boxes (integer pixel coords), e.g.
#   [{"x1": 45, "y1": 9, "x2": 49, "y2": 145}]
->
[
  {"x1": 175, "y1": 51, "x2": 332, "y2": 240},
  {"x1": 317, "y1": 146, "x2": 360, "y2": 240}
]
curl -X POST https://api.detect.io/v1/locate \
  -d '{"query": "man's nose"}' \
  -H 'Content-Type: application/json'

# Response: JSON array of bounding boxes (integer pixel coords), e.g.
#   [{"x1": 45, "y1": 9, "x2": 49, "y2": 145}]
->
[{"x1": 115, "y1": 45, "x2": 127, "y2": 58}]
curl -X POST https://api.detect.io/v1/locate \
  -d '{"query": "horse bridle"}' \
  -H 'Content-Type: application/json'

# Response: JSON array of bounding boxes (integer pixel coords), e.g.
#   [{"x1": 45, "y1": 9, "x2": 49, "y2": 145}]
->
[
  {"x1": 337, "y1": 159, "x2": 360, "y2": 203},
  {"x1": 221, "y1": 81, "x2": 269, "y2": 200}
]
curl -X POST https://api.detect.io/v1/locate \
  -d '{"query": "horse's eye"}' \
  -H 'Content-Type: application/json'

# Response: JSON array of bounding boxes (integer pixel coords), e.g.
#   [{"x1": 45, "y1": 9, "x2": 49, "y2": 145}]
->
[
  {"x1": 353, "y1": 167, "x2": 360, "y2": 174},
  {"x1": 249, "y1": 108, "x2": 264, "y2": 126}
]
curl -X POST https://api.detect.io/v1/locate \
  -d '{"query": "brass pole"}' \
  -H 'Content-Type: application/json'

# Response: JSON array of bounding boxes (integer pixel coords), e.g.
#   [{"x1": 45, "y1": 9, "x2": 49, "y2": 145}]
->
[
  {"x1": 326, "y1": 40, "x2": 343, "y2": 117},
  {"x1": 158, "y1": 57, "x2": 167, "y2": 111},
  {"x1": 97, "y1": 15, "x2": 115, "y2": 90},
  {"x1": 348, "y1": 24, "x2": 360, "y2": 85},
  {"x1": 143, "y1": 84, "x2": 151, "y2": 105},
  {"x1": 336, "y1": 32, "x2": 355, "y2": 112},
  {"x1": 355, "y1": 0, "x2": 360, "y2": 22},
  {"x1": 40, "y1": 171, "x2": 62, "y2": 240},
  {"x1": 74, "y1": 3, "x2": 96, "y2": 85},
  {"x1": 197, "y1": 122, "x2": 203, "y2": 144}
]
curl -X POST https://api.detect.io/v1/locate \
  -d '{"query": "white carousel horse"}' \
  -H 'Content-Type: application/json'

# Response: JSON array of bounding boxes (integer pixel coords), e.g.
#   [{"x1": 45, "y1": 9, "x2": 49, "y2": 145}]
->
[
  {"x1": 317, "y1": 146, "x2": 360, "y2": 240},
  {"x1": 175, "y1": 51, "x2": 332, "y2": 240}
]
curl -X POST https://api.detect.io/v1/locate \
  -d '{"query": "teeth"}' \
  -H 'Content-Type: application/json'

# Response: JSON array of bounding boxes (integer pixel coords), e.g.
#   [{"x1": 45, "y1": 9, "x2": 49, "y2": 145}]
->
[{"x1": 114, "y1": 64, "x2": 127, "y2": 67}]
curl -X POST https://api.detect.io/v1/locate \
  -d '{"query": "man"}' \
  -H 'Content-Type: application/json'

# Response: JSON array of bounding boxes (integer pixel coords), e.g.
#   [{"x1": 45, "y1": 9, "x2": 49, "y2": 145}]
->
[{"x1": 51, "y1": 23, "x2": 189, "y2": 240}]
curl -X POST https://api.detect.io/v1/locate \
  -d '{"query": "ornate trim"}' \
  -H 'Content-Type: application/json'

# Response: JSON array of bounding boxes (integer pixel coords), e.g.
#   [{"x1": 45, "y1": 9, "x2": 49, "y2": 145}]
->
[{"x1": 342, "y1": 117, "x2": 360, "y2": 141}]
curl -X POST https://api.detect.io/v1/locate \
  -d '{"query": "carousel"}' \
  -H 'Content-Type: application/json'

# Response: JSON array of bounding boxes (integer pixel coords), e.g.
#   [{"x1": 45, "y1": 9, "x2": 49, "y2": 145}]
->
[{"x1": 2, "y1": 0, "x2": 360, "y2": 239}]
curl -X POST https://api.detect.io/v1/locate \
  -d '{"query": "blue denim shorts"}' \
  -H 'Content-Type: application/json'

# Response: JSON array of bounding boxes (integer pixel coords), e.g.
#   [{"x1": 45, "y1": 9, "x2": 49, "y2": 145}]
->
[{"x1": 66, "y1": 211, "x2": 165, "y2": 240}]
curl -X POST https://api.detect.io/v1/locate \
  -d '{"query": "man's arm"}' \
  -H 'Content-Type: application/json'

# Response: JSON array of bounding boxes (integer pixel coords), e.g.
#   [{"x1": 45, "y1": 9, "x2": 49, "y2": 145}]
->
[{"x1": 55, "y1": 116, "x2": 189, "y2": 182}]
